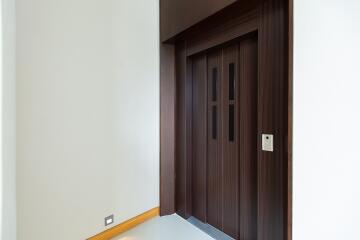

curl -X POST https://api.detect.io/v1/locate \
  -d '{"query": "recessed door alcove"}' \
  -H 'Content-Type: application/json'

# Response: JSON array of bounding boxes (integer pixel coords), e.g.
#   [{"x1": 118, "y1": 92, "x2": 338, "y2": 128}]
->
[{"x1": 160, "y1": 1, "x2": 293, "y2": 240}]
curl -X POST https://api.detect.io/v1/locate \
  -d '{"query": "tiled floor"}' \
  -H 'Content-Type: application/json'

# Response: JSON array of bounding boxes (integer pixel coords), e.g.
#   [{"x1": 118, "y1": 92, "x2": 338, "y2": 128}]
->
[{"x1": 111, "y1": 214, "x2": 214, "y2": 240}]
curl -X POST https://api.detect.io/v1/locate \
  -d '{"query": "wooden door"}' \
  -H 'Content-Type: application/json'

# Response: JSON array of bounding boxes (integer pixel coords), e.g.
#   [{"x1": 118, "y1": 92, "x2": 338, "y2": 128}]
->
[{"x1": 191, "y1": 34, "x2": 258, "y2": 239}]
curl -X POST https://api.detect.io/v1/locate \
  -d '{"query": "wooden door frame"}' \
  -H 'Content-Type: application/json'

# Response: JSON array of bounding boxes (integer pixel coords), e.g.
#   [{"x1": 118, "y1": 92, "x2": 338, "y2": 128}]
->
[{"x1": 160, "y1": 0, "x2": 293, "y2": 239}]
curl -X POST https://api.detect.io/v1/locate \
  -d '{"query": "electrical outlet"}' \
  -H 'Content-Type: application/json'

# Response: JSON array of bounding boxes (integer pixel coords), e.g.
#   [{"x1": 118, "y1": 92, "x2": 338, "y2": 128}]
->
[{"x1": 105, "y1": 215, "x2": 114, "y2": 226}]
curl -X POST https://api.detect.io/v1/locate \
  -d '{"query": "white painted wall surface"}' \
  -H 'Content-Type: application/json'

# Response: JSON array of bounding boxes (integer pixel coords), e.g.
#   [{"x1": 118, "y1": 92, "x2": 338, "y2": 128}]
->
[
  {"x1": 294, "y1": 0, "x2": 360, "y2": 239},
  {"x1": 1, "y1": 0, "x2": 16, "y2": 239},
  {"x1": 0, "y1": 1, "x2": 2, "y2": 236},
  {"x1": 16, "y1": 0, "x2": 159, "y2": 239}
]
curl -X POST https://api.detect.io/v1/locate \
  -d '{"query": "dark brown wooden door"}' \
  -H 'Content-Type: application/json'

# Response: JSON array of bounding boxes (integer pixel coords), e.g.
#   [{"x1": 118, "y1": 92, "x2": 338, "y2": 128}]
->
[{"x1": 191, "y1": 34, "x2": 258, "y2": 239}]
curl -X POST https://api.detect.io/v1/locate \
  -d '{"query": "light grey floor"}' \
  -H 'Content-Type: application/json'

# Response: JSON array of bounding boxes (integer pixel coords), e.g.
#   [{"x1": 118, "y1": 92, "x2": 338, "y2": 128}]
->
[
  {"x1": 111, "y1": 214, "x2": 214, "y2": 240},
  {"x1": 188, "y1": 217, "x2": 234, "y2": 240}
]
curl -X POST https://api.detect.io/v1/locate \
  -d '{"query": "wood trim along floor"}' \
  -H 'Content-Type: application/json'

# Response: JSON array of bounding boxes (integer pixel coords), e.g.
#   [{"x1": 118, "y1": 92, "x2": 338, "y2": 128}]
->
[{"x1": 88, "y1": 207, "x2": 160, "y2": 240}]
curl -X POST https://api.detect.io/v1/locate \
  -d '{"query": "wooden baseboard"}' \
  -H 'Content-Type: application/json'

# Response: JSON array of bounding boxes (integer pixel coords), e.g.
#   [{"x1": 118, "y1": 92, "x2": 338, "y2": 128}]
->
[{"x1": 88, "y1": 207, "x2": 160, "y2": 240}]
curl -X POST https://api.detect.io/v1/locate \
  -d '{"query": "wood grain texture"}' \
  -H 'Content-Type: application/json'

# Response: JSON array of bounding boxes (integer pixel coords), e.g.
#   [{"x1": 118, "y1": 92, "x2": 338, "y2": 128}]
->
[
  {"x1": 258, "y1": 0, "x2": 287, "y2": 239},
  {"x1": 88, "y1": 207, "x2": 159, "y2": 240},
  {"x1": 186, "y1": 8, "x2": 259, "y2": 56},
  {"x1": 160, "y1": 0, "x2": 236, "y2": 41},
  {"x1": 176, "y1": 41, "x2": 194, "y2": 219},
  {"x1": 206, "y1": 50, "x2": 223, "y2": 230},
  {"x1": 185, "y1": 47, "x2": 194, "y2": 218},
  {"x1": 161, "y1": 1, "x2": 292, "y2": 239},
  {"x1": 175, "y1": 41, "x2": 187, "y2": 218},
  {"x1": 160, "y1": 44, "x2": 176, "y2": 216},
  {"x1": 191, "y1": 54, "x2": 208, "y2": 222},
  {"x1": 239, "y1": 36, "x2": 258, "y2": 240},
  {"x1": 222, "y1": 44, "x2": 239, "y2": 238}
]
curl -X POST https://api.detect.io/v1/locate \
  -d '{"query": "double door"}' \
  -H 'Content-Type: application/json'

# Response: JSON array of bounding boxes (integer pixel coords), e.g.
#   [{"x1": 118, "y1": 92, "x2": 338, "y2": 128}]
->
[{"x1": 191, "y1": 35, "x2": 258, "y2": 239}]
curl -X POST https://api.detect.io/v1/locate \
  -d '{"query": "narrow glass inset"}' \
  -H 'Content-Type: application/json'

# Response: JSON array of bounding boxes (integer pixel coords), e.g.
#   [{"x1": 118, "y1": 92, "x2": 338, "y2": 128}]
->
[
  {"x1": 229, "y1": 104, "x2": 235, "y2": 142},
  {"x1": 212, "y1": 106, "x2": 217, "y2": 140},
  {"x1": 229, "y1": 63, "x2": 235, "y2": 100},
  {"x1": 212, "y1": 68, "x2": 217, "y2": 102}
]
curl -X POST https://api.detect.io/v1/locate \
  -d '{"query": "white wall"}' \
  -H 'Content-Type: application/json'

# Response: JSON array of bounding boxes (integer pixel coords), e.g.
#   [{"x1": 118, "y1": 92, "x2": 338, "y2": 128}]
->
[
  {"x1": 294, "y1": 0, "x2": 360, "y2": 239},
  {"x1": 1, "y1": 0, "x2": 16, "y2": 239},
  {"x1": 16, "y1": 0, "x2": 159, "y2": 239},
  {"x1": 0, "y1": 0, "x2": 2, "y2": 236}
]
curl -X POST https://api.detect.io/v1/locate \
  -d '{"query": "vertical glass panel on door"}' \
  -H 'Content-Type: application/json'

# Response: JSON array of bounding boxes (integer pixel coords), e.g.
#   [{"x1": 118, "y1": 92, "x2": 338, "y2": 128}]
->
[
  {"x1": 229, "y1": 63, "x2": 235, "y2": 101},
  {"x1": 212, "y1": 67, "x2": 217, "y2": 102}
]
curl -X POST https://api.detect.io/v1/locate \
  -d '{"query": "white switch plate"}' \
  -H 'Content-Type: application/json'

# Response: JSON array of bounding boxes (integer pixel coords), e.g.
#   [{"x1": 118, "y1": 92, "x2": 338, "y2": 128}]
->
[{"x1": 262, "y1": 134, "x2": 274, "y2": 152}]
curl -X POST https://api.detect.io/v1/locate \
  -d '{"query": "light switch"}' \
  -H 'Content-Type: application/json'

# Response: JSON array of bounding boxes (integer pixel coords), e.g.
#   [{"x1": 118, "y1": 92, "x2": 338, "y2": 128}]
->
[{"x1": 262, "y1": 134, "x2": 274, "y2": 152}]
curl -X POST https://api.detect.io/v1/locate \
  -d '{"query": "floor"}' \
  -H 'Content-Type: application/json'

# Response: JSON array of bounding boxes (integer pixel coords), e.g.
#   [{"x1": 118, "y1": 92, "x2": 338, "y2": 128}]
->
[{"x1": 112, "y1": 214, "x2": 215, "y2": 240}]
